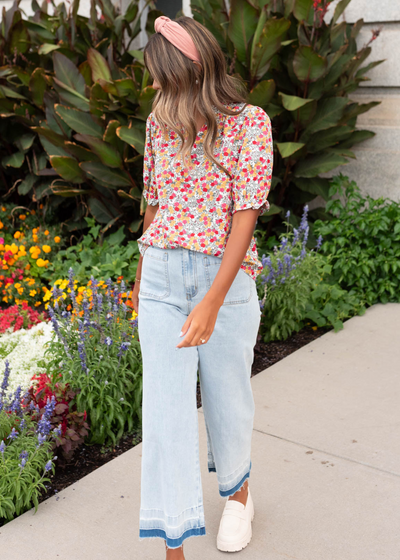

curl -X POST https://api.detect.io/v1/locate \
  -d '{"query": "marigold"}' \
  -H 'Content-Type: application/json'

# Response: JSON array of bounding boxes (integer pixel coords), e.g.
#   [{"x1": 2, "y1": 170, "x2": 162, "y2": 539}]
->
[
  {"x1": 54, "y1": 236, "x2": 61, "y2": 243},
  {"x1": 44, "y1": 230, "x2": 49, "y2": 235},
  {"x1": 37, "y1": 258, "x2": 49, "y2": 267},
  {"x1": 30, "y1": 290, "x2": 37, "y2": 296},
  {"x1": 14, "y1": 231, "x2": 22, "y2": 239},
  {"x1": 19, "y1": 214, "x2": 26, "y2": 220},
  {"x1": 42, "y1": 245, "x2": 51, "y2": 253},
  {"x1": 0, "y1": 221, "x2": 3, "y2": 229}
]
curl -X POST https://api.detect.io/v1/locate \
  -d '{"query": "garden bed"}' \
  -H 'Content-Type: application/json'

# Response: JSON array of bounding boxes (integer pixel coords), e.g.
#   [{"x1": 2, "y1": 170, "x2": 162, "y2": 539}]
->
[{"x1": 30, "y1": 325, "x2": 329, "y2": 510}]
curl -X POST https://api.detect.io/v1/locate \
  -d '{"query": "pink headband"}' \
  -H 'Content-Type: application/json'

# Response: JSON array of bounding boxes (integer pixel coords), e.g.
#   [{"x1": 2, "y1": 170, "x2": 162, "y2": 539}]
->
[{"x1": 154, "y1": 16, "x2": 202, "y2": 65}]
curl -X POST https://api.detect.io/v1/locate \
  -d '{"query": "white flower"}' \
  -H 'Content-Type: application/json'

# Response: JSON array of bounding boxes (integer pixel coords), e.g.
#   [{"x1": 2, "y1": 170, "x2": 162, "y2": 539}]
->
[{"x1": 0, "y1": 321, "x2": 55, "y2": 398}]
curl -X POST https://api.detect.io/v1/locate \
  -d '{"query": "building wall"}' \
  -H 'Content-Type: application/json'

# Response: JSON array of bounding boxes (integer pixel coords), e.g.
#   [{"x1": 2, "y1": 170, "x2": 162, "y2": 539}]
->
[{"x1": 324, "y1": 1, "x2": 400, "y2": 201}]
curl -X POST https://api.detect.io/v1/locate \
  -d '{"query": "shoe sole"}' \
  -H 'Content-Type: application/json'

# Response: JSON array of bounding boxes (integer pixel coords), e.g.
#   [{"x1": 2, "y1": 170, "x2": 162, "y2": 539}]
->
[{"x1": 216, "y1": 502, "x2": 255, "y2": 552}]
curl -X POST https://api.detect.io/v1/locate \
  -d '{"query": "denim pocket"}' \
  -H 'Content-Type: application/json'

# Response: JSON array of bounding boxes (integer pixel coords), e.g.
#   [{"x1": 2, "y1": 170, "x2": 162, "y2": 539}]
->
[
  {"x1": 139, "y1": 246, "x2": 170, "y2": 300},
  {"x1": 203, "y1": 255, "x2": 252, "y2": 305}
]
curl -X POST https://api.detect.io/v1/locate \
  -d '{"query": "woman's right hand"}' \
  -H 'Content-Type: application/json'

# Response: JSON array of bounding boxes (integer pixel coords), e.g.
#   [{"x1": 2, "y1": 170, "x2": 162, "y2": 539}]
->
[{"x1": 131, "y1": 281, "x2": 140, "y2": 314}]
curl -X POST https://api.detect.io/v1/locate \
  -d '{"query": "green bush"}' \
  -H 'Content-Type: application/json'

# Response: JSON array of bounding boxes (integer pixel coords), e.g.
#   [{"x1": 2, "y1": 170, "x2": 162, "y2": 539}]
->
[
  {"x1": 0, "y1": 0, "x2": 381, "y2": 238},
  {"x1": 42, "y1": 269, "x2": 142, "y2": 446},
  {"x1": 314, "y1": 174, "x2": 400, "y2": 305}
]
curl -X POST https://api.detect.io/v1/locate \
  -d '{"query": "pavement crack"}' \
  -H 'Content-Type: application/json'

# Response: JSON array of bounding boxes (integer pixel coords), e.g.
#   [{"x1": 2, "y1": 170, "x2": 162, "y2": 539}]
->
[{"x1": 252, "y1": 427, "x2": 400, "y2": 478}]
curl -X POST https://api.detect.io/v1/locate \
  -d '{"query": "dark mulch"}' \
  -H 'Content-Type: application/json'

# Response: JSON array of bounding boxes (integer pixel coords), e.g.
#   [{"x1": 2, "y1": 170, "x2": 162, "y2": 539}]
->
[{"x1": 1, "y1": 325, "x2": 329, "y2": 524}]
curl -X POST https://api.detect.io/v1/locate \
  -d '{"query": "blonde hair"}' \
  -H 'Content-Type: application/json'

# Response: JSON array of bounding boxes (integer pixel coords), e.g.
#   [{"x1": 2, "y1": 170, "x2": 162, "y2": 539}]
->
[{"x1": 143, "y1": 16, "x2": 249, "y2": 178}]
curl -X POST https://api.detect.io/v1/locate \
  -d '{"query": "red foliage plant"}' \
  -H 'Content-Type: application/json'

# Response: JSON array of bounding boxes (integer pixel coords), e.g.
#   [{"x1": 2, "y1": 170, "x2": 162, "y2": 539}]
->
[{"x1": 25, "y1": 372, "x2": 90, "y2": 466}]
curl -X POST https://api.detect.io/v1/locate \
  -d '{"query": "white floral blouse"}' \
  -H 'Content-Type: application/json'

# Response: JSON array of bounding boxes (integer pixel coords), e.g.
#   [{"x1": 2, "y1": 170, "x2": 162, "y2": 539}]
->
[{"x1": 137, "y1": 102, "x2": 273, "y2": 281}]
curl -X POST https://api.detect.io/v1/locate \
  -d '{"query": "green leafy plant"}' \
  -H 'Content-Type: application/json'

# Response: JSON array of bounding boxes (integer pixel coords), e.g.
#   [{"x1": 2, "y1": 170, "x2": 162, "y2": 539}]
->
[
  {"x1": 191, "y1": 0, "x2": 383, "y2": 231},
  {"x1": 0, "y1": 0, "x2": 153, "y2": 234},
  {"x1": 43, "y1": 217, "x2": 140, "y2": 286},
  {"x1": 27, "y1": 372, "x2": 89, "y2": 465},
  {"x1": 303, "y1": 273, "x2": 366, "y2": 331},
  {"x1": 0, "y1": 360, "x2": 59, "y2": 524},
  {"x1": 42, "y1": 269, "x2": 142, "y2": 446},
  {"x1": 314, "y1": 174, "x2": 400, "y2": 305},
  {"x1": 257, "y1": 206, "x2": 325, "y2": 341}
]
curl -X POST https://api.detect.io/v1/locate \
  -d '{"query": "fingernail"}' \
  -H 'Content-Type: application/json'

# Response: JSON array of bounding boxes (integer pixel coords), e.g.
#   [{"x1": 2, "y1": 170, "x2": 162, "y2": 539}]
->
[
  {"x1": 175, "y1": 347, "x2": 180, "y2": 351},
  {"x1": 179, "y1": 331, "x2": 183, "y2": 337}
]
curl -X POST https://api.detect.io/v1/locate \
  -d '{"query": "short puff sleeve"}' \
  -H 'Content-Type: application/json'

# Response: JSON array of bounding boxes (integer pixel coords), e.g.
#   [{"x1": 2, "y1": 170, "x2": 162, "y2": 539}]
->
[
  {"x1": 232, "y1": 106, "x2": 273, "y2": 216},
  {"x1": 142, "y1": 113, "x2": 159, "y2": 206}
]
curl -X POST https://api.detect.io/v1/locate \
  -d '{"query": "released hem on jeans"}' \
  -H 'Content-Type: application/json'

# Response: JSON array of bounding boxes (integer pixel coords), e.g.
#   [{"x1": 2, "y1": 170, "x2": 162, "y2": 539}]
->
[
  {"x1": 139, "y1": 526, "x2": 206, "y2": 548},
  {"x1": 219, "y1": 461, "x2": 252, "y2": 497}
]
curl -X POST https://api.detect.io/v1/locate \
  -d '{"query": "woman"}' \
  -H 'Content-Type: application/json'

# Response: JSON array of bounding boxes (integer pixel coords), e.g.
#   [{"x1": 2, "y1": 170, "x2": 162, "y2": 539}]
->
[{"x1": 131, "y1": 14, "x2": 273, "y2": 560}]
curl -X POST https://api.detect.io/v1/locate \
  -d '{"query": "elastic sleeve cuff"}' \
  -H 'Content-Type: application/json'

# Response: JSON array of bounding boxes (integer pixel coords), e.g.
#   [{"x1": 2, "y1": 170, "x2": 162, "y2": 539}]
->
[{"x1": 232, "y1": 198, "x2": 270, "y2": 216}]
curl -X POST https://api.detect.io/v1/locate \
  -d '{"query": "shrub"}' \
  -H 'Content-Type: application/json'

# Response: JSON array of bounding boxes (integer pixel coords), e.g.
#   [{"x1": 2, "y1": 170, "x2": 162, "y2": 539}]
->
[
  {"x1": 27, "y1": 373, "x2": 89, "y2": 465},
  {"x1": 314, "y1": 174, "x2": 400, "y2": 305},
  {"x1": 0, "y1": 360, "x2": 59, "y2": 524},
  {"x1": 0, "y1": 0, "x2": 382, "y2": 238},
  {"x1": 42, "y1": 269, "x2": 142, "y2": 446},
  {"x1": 257, "y1": 205, "x2": 324, "y2": 341}
]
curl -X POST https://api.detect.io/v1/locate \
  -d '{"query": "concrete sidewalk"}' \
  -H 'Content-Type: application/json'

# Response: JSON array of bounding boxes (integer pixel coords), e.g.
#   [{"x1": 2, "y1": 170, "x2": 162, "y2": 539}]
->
[{"x1": 1, "y1": 304, "x2": 399, "y2": 560}]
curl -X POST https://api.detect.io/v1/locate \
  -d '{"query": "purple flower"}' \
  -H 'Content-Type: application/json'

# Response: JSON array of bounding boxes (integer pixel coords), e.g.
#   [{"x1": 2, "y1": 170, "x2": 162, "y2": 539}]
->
[
  {"x1": 7, "y1": 427, "x2": 19, "y2": 441},
  {"x1": 44, "y1": 460, "x2": 53, "y2": 472},
  {"x1": 0, "y1": 440, "x2": 5, "y2": 454},
  {"x1": 105, "y1": 337, "x2": 113, "y2": 347},
  {"x1": 315, "y1": 235, "x2": 323, "y2": 250}
]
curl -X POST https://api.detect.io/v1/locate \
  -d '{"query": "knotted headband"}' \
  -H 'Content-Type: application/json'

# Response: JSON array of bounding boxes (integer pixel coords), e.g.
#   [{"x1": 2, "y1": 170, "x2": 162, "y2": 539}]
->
[{"x1": 154, "y1": 16, "x2": 202, "y2": 64}]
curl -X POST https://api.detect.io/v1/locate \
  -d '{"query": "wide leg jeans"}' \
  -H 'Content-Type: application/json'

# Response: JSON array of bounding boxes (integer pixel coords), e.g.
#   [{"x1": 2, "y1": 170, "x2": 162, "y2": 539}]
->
[{"x1": 138, "y1": 245, "x2": 261, "y2": 549}]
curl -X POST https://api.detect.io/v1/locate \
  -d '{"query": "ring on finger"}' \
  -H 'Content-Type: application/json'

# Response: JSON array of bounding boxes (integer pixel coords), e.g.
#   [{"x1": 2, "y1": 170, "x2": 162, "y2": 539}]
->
[{"x1": 200, "y1": 338, "x2": 206, "y2": 344}]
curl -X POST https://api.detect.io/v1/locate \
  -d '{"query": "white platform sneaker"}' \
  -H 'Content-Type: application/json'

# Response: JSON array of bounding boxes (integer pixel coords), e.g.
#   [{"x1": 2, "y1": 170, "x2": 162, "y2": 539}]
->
[{"x1": 216, "y1": 487, "x2": 255, "y2": 552}]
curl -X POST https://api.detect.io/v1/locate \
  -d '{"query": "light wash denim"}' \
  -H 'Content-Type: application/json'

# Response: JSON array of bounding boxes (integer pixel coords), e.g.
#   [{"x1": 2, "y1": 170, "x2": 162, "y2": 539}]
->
[{"x1": 138, "y1": 245, "x2": 261, "y2": 549}]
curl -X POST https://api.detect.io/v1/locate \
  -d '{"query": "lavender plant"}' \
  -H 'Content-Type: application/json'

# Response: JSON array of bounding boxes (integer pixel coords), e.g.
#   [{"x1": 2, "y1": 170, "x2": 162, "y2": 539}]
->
[
  {"x1": 257, "y1": 205, "x2": 326, "y2": 342},
  {"x1": 0, "y1": 360, "x2": 60, "y2": 524},
  {"x1": 42, "y1": 269, "x2": 142, "y2": 447}
]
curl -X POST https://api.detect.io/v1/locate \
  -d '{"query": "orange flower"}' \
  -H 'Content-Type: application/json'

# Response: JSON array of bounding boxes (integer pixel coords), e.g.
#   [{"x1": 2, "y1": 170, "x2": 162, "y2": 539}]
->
[
  {"x1": 44, "y1": 230, "x2": 49, "y2": 236},
  {"x1": 36, "y1": 258, "x2": 49, "y2": 267},
  {"x1": 19, "y1": 214, "x2": 26, "y2": 220},
  {"x1": 14, "y1": 231, "x2": 22, "y2": 239},
  {"x1": 42, "y1": 245, "x2": 51, "y2": 253},
  {"x1": 54, "y1": 236, "x2": 61, "y2": 243}
]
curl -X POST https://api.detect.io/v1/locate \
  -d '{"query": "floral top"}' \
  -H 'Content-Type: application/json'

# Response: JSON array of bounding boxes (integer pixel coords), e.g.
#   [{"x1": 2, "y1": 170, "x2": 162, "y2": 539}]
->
[{"x1": 137, "y1": 102, "x2": 273, "y2": 281}]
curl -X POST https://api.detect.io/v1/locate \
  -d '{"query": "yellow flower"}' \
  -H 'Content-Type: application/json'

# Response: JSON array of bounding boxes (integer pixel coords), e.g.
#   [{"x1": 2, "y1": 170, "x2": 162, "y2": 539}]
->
[
  {"x1": 14, "y1": 283, "x2": 21, "y2": 289},
  {"x1": 312, "y1": 326, "x2": 318, "y2": 331},
  {"x1": 44, "y1": 230, "x2": 49, "y2": 235},
  {"x1": 36, "y1": 258, "x2": 49, "y2": 267},
  {"x1": 10, "y1": 243, "x2": 19, "y2": 254},
  {"x1": 42, "y1": 245, "x2": 51, "y2": 253},
  {"x1": 32, "y1": 228, "x2": 38, "y2": 234},
  {"x1": 33, "y1": 235, "x2": 38, "y2": 242},
  {"x1": 54, "y1": 236, "x2": 61, "y2": 243},
  {"x1": 19, "y1": 214, "x2": 26, "y2": 220},
  {"x1": 14, "y1": 231, "x2": 22, "y2": 239},
  {"x1": 30, "y1": 290, "x2": 37, "y2": 297},
  {"x1": 34, "y1": 301, "x2": 41, "y2": 306}
]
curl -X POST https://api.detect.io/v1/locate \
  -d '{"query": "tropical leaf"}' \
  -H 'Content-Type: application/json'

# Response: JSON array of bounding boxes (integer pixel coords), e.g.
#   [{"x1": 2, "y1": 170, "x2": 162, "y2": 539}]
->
[
  {"x1": 276, "y1": 142, "x2": 305, "y2": 158},
  {"x1": 80, "y1": 161, "x2": 132, "y2": 186},
  {"x1": 293, "y1": 47, "x2": 328, "y2": 82},
  {"x1": 294, "y1": 152, "x2": 349, "y2": 178},
  {"x1": 50, "y1": 156, "x2": 86, "y2": 183},
  {"x1": 116, "y1": 126, "x2": 145, "y2": 155},
  {"x1": 55, "y1": 104, "x2": 104, "y2": 138},
  {"x1": 74, "y1": 134, "x2": 123, "y2": 168},
  {"x1": 279, "y1": 92, "x2": 314, "y2": 111}
]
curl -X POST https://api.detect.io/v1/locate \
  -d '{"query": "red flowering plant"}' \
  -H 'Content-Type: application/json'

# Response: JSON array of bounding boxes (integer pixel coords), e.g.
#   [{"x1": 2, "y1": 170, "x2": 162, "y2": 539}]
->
[
  {"x1": 0, "y1": 301, "x2": 49, "y2": 335},
  {"x1": 24, "y1": 372, "x2": 90, "y2": 466}
]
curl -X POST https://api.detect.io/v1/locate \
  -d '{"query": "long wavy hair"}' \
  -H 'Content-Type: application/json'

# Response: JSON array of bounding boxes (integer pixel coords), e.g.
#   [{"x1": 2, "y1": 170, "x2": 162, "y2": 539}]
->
[{"x1": 143, "y1": 16, "x2": 249, "y2": 178}]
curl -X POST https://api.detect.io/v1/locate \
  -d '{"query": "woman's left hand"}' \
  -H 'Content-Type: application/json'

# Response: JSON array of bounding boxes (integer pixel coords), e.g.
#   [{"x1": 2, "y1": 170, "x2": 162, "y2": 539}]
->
[{"x1": 176, "y1": 296, "x2": 223, "y2": 348}]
